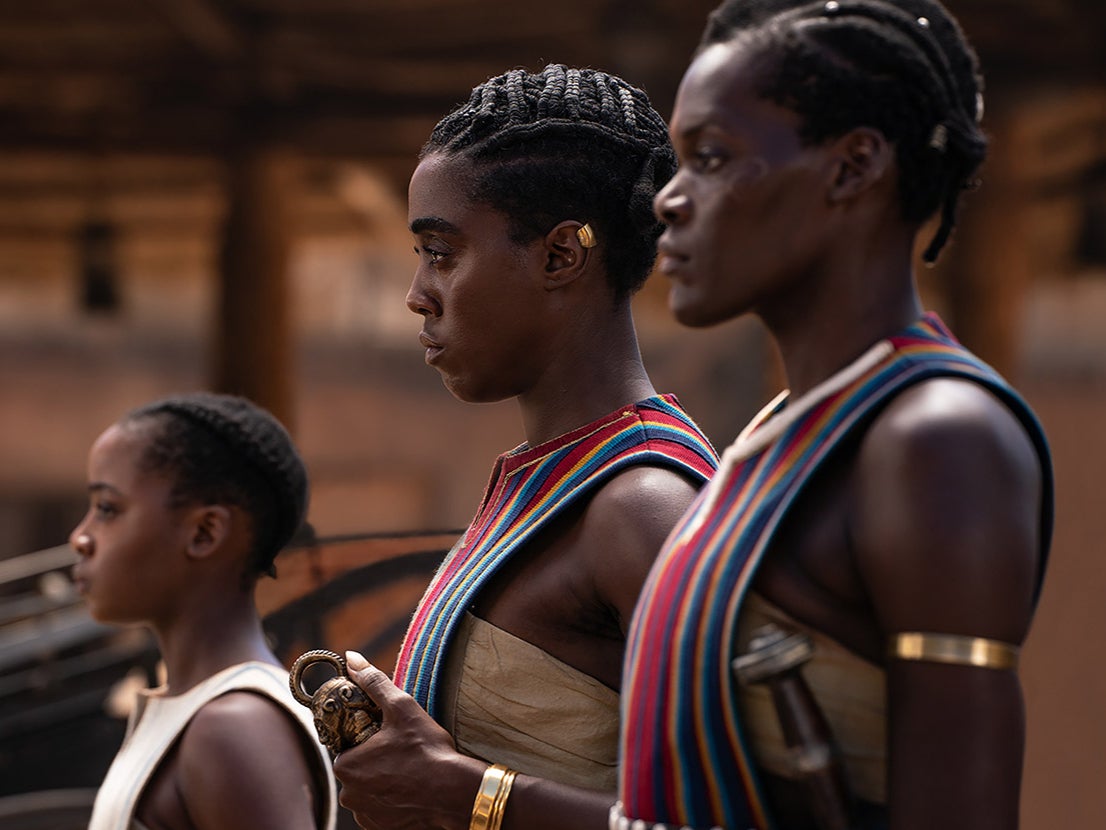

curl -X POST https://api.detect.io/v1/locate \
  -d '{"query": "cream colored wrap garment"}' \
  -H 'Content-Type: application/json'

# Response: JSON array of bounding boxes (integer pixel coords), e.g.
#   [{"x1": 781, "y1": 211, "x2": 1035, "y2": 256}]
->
[{"x1": 439, "y1": 612, "x2": 620, "y2": 791}]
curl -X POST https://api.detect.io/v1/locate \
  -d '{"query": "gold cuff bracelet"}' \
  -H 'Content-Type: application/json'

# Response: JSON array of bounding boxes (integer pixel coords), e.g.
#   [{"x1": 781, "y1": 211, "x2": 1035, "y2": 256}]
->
[
  {"x1": 470, "y1": 763, "x2": 517, "y2": 830},
  {"x1": 889, "y1": 632, "x2": 1020, "y2": 670}
]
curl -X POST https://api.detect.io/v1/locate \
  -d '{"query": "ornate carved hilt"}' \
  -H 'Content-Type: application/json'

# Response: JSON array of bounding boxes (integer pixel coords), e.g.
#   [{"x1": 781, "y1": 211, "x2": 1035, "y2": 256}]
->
[
  {"x1": 732, "y1": 623, "x2": 856, "y2": 830},
  {"x1": 289, "y1": 649, "x2": 382, "y2": 755}
]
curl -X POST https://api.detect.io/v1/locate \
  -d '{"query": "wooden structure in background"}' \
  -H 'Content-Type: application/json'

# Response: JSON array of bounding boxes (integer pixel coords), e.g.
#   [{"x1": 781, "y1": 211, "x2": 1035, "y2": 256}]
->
[
  {"x1": 1, "y1": 0, "x2": 1103, "y2": 414},
  {"x1": 0, "y1": 0, "x2": 720, "y2": 425}
]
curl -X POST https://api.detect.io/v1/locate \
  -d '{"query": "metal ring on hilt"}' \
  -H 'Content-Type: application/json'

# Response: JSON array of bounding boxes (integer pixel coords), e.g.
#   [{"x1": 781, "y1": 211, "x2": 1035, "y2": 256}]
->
[
  {"x1": 732, "y1": 623, "x2": 815, "y2": 685},
  {"x1": 289, "y1": 648, "x2": 347, "y2": 706}
]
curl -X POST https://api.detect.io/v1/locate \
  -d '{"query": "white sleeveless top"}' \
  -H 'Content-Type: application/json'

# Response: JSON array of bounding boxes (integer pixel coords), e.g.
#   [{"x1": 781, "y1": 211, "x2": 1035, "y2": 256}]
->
[{"x1": 87, "y1": 661, "x2": 337, "y2": 830}]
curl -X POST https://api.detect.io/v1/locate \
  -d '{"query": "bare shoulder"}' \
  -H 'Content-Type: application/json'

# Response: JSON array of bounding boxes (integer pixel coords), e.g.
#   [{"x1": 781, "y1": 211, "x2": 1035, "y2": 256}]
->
[
  {"x1": 181, "y1": 688, "x2": 302, "y2": 752},
  {"x1": 851, "y1": 377, "x2": 1044, "y2": 642},
  {"x1": 590, "y1": 464, "x2": 704, "y2": 524},
  {"x1": 176, "y1": 689, "x2": 322, "y2": 829},
  {"x1": 584, "y1": 465, "x2": 704, "y2": 561},
  {"x1": 581, "y1": 465, "x2": 705, "y2": 624}
]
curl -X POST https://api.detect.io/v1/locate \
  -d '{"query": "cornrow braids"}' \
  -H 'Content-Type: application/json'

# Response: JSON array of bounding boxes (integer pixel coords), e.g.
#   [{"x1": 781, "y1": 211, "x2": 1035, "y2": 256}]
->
[
  {"x1": 700, "y1": 0, "x2": 813, "y2": 47},
  {"x1": 708, "y1": 0, "x2": 986, "y2": 262},
  {"x1": 124, "y1": 392, "x2": 308, "y2": 579},
  {"x1": 422, "y1": 63, "x2": 677, "y2": 299}
]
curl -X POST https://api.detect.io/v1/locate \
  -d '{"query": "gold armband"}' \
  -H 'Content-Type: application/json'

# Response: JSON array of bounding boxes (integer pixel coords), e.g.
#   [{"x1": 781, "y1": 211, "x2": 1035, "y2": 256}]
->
[
  {"x1": 889, "y1": 632, "x2": 1019, "y2": 670},
  {"x1": 470, "y1": 763, "x2": 517, "y2": 830}
]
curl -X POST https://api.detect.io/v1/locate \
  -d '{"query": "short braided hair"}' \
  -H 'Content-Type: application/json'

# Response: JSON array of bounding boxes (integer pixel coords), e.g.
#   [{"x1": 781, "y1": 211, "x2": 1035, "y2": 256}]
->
[
  {"x1": 703, "y1": 0, "x2": 986, "y2": 262},
  {"x1": 124, "y1": 392, "x2": 308, "y2": 578},
  {"x1": 422, "y1": 64, "x2": 677, "y2": 299}
]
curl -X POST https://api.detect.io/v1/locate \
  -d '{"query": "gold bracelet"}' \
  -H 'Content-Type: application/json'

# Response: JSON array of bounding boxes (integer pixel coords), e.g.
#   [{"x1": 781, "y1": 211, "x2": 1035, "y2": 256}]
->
[
  {"x1": 470, "y1": 764, "x2": 516, "y2": 830},
  {"x1": 889, "y1": 632, "x2": 1020, "y2": 670},
  {"x1": 488, "y1": 767, "x2": 516, "y2": 830}
]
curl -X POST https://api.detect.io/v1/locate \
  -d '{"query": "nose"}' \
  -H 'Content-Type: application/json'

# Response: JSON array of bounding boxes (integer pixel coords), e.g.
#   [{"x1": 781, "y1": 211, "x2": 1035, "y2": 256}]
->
[
  {"x1": 405, "y1": 271, "x2": 441, "y2": 318},
  {"x1": 70, "y1": 525, "x2": 93, "y2": 558},
  {"x1": 654, "y1": 174, "x2": 691, "y2": 227}
]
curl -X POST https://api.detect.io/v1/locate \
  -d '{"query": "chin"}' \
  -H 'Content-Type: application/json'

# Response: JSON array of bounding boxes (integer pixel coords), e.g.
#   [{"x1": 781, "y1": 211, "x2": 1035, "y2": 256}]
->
[
  {"x1": 443, "y1": 376, "x2": 510, "y2": 405},
  {"x1": 669, "y1": 294, "x2": 727, "y2": 329}
]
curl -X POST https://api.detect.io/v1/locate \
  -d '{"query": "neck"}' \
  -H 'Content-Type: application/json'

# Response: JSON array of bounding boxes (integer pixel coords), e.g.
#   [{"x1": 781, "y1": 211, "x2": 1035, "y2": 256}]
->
[
  {"x1": 761, "y1": 239, "x2": 922, "y2": 398},
  {"x1": 153, "y1": 588, "x2": 275, "y2": 695},
  {"x1": 517, "y1": 302, "x2": 657, "y2": 446}
]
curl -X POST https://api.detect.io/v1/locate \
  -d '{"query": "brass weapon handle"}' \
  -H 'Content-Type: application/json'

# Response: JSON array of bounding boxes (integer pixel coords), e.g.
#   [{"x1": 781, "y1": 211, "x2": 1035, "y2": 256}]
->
[
  {"x1": 289, "y1": 648, "x2": 383, "y2": 754},
  {"x1": 289, "y1": 649, "x2": 347, "y2": 706}
]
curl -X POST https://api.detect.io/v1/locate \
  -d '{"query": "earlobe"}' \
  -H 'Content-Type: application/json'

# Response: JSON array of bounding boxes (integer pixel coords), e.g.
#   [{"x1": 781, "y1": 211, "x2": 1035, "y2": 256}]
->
[
  {"x1": 828, "y1": 128, "x2": 892, "y2": 203},
  {"x1": 542, "y1": 221, "x2": 592, "y2": 290},
  {"x1": 186, "y1": 505, "x2": 232, "y2": 561}
]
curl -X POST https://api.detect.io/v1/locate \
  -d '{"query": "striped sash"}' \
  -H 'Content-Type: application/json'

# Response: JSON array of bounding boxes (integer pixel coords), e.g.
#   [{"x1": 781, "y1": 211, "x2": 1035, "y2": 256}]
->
[
  {"x1": 619, "y1": 314, "x2": 1053, "y2": 829},
  {"x1": 394, "y1": 394, "x2": 719, "y2": 718}
]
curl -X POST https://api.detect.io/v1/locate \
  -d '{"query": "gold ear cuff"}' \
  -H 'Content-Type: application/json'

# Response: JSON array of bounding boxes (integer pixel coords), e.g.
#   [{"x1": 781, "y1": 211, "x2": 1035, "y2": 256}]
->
[{"x1": 576, "y1": 223, "x2": 597, "y2": 248}]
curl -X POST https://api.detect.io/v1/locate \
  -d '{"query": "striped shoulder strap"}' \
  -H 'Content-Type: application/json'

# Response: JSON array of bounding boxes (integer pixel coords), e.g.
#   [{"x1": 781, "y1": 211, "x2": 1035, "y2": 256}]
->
[{"x1": 394, "y1": 395, "x2": 717, "y2": 716}]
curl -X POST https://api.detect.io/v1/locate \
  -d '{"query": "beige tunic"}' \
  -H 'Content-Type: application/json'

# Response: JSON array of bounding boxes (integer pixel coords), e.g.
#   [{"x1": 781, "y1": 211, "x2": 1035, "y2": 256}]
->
[
  {"x1": 87, "y1": 661, "x2": 337, "y2": 830},
  {"x1": 439, "y1": 612, "x2": 620, "y2": 791}
]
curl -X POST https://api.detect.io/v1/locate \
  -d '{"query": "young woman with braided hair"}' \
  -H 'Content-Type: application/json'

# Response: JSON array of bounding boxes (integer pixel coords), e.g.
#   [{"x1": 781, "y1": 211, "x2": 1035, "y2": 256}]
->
[
  {"x1": 615, "y1": 2, "x2": 1053, "y2": 829},
  {"x1": 330, "y1": 64, "x2": 718, "y2": 830},
  {"x1": 73, "y1": 393, "x2": 337, "y2": 830}
]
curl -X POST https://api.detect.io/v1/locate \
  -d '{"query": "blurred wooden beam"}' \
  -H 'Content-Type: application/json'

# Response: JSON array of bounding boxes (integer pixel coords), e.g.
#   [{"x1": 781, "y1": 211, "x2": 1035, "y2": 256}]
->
[{"x1": 213, "y1": 145, "x2": 295, "y2": 429}]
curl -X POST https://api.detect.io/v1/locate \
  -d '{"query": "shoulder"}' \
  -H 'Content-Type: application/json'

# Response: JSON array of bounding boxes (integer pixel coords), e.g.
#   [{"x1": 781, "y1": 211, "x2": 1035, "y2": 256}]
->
[
  {"x1": 585, "y1": 464, "x2": 703, "y2": 542},
  {"x1": 856, "y1": 377, "x2": 1042, "y2": 510},
  {"x1": 850, "y1": 377, "x2": 1044, "y2": 641},
  {"x1": 174, "y1": 688, "x2": 323, "y2": 829},
  {"x1": 177, "y1": 689, "x2": 311, "y2": 775},
  {"x1": 182, "y1": 687, "x2": 301, "y2": 742},
  {"x1": 579, "y1": 465, "x2": 704, "y2": 619},
  {"x1": 863, "y1": 376, "x2": 1036, "y2": 460}
]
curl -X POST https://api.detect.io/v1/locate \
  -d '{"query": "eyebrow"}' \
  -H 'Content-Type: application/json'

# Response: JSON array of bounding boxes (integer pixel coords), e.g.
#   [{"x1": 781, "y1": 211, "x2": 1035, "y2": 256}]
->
[
  {"x1": 673, "y1": 117, "x2": 714, "y2": 141},
  {"x1": 88, "y1": 482, "x2": 122, "y2": 496},
  {"x1": 409, "y1": 216, "x2": 460, "y2": 236}
]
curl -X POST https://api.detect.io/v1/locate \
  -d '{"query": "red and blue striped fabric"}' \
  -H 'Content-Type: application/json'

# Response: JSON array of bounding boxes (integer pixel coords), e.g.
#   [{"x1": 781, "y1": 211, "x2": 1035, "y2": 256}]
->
[
  {"x1": 393, "y1": 394, "x2": 719, "y2": 718},
  {"x1": 618, "y1": 314, "x2": 1053, "y2": 829}
]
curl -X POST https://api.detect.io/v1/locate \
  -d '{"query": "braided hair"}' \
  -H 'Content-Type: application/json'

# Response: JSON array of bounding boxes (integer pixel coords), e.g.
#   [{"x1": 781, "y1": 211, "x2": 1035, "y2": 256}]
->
[
  {"x1": 123, "y1": 392, "x2": 308, "y2": 579},
  {"x1": 702, "y1": 0, "x2": 986, "y2": 262},
  {"x1": 422, "y1": 64, "x2": 677, "y2": 299}
]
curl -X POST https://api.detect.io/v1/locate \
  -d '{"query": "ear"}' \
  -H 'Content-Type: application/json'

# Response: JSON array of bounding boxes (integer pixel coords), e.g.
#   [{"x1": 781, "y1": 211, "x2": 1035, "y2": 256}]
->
[
  {"x1": 827, "y1": 127, "x2": 893, "y2": 204},
  {"x1": 541, "y1": 221, "x2": 593, "y2": 291},
  {"x1": 184, "y1": 505, "x2": 233, "y2": 561}
]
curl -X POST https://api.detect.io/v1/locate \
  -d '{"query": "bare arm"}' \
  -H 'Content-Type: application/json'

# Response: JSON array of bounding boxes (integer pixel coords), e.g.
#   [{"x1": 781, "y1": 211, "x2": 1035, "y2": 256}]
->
[
  {"x1": 176, "y1": 691, "x2": 326, "y2": 830},
  {"x1": 587, "y1": 465, "x2": 705, "y2": 641},
  {"x1": 852, "y1": 379, "x2": 1044, "y2": 830}
]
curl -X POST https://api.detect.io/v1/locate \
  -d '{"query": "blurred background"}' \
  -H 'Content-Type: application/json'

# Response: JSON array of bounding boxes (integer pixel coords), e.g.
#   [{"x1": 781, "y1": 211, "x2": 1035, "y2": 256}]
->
[{"x1": 0, "y1": 0, "x2": 1103, "y2": 827}]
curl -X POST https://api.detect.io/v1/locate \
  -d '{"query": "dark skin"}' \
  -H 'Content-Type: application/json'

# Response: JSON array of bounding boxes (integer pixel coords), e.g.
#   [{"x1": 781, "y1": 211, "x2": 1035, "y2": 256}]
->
[
  {"x1": 70, "y1": 423, "x2": 326, "y2": 830},
  {"x1": 332, "y1": 151, "x2": 702, "y2": 829},
  {"x1": 653, "y1": 40, "x2": 1043, "y2": 830}
]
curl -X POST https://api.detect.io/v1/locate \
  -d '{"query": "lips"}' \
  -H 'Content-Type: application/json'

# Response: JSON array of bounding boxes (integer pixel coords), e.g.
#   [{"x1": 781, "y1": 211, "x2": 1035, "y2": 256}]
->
[
  {"x1": 656, "y1": 237, "x2": 690, "y2": 277},
  {"x1": 418, "y1": 331, "x2": 444, "y2": 364}
]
